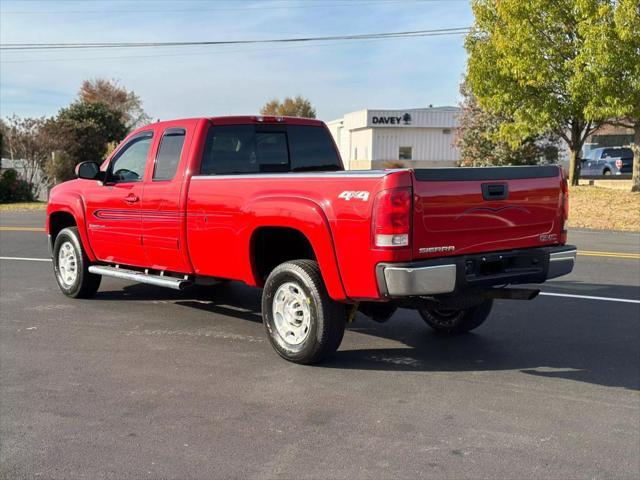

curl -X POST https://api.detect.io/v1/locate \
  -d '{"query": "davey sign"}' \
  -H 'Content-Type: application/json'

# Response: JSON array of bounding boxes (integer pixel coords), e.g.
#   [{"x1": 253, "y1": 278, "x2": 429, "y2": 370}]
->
[{"x1": 371, "y1": 113, "x2": 412, "y2": 126}]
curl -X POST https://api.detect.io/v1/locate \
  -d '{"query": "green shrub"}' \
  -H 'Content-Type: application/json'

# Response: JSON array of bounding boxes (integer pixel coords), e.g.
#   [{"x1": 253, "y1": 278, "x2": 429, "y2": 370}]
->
[{"x1": 0, "y1": 169, "x2": 35, "y2": 203}]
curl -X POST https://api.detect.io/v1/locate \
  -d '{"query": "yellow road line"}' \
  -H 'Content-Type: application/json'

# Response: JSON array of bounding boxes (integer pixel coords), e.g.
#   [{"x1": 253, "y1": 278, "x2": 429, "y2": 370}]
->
[
  {"x1": 578, "y1": 250, "x2": 640, "y2": 260},
  {"x1": 0, "y1": 226, "x2": 45, "y2": 232}
]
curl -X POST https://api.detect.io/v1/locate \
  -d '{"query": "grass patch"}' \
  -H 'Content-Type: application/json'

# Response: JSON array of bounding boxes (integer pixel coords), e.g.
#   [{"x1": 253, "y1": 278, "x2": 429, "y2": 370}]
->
[
  {"x1": 568, "y1": 186, "x2": 640, "y2": 232},
  {"x1": 0, "y1": 201, "x2": 46, "y2": 212}
]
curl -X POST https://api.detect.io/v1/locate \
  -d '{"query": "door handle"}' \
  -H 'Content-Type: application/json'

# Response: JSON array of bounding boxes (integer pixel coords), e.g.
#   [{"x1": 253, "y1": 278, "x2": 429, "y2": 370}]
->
[
  {"x1": 481, "y1": 183, "x2": 508, "y2": 201},
  {"x1": 124, "y1": 193, "x2": 139, "y2": 204}
]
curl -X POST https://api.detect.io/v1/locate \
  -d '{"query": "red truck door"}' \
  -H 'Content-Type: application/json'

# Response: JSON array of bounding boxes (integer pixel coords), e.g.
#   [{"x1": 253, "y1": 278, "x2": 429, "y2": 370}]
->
[
  {"x1": 84, "y1": 131, "x2": 152, "y2": 266},
  {"x1": 187, "y1": 123, "x2": 291, "y2": 279},
  {"x1": 139, "y1": 124, "x2": 193, "y2": 273}
]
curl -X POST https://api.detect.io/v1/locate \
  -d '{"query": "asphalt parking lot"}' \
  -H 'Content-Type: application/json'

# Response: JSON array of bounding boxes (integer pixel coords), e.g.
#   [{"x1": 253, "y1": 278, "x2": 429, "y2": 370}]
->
[{"x1": 1, "y1": 210, "x2": 639, "y2": 480}]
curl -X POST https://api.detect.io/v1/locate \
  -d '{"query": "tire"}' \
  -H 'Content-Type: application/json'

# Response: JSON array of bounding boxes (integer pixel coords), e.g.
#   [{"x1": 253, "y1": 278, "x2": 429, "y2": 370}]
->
[
  {"x1": 261, "y1": 260, "x2": 346, "y2": 364},
  {"x1": 53, "y1": 227, "x2": 101, "y2": 298},
  {"x1": 603, "y1": 169, "x2": 612, "y2": 176},
  {"x1": 418, "y1": 299, "x2": 493, "y2": 334}
]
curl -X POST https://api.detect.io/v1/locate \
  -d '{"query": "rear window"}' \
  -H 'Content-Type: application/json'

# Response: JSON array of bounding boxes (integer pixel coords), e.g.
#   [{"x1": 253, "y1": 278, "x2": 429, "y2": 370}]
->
[{"x1": 200, "y1": 124, "x2": 340, "y2": 175}]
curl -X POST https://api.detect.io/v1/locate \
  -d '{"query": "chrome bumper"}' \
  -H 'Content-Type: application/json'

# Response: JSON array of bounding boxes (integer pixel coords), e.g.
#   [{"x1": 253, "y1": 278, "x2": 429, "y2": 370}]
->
[
  {"x1": 377, "y1": 246, "x2": 577, "y2": 297},
  {"x1": 382, "y1": 264, "x2": 457, "y2": 296},
  {"x1": 547, "y1": 248, "x2": 577, "y2": 280}
]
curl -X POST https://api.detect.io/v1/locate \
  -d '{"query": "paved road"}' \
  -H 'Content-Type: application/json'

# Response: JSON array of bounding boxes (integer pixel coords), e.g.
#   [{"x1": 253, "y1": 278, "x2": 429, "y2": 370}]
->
[{"x1": 1, "y1": 211, "x2": 639, "y2": 479}]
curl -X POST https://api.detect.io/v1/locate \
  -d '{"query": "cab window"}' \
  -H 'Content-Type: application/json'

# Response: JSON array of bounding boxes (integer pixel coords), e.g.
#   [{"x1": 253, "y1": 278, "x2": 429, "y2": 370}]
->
[
  {"x1": 109, "y1": 133, "x2": 153, "y2": 182},
  {"x1": 153, "y1": 128, "x2": 185, "y2": 181},
  {"x1": 199, "y1": 124, "x2": 341, "y2": 175},
  {"x1": 200, "y1": 125, "x2": 289, "y2": 175},
  {"x1": 287, "y1": 125, "x2": 341, "y2": 171}
]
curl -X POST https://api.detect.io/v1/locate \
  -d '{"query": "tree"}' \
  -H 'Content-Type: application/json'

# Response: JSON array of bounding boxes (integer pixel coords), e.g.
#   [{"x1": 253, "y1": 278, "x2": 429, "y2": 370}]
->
[
  {"x1": 465, "y1": 0, "x2": 609, "y2": 185},
  {"x1": 260, "y1": 95, "x2": 316, "y2": 118},
  {"x1": 579, "y1": 0, "x2": 640, "y2": 191},
  {"x1": 79, "y1": 78, "x2": 150, "y2": 130},
  {"x1": 0, "y1": 116, "x2": 55, "y2": 198},
  {"x1": 45, "y1": 101, "x2": 127, "y2": 182},
  {"x1": 456, "y1": 82, "x2": 559, "y2": 166}
]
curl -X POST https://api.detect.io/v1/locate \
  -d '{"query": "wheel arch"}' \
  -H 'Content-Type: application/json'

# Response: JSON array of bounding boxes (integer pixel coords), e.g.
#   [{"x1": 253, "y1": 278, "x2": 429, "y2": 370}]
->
[
  {"x1": 244, "y1": 197, "x2": 347, "y2": 301},
  {"x1": 47, "y1": 193, "x2": 96, "y2": 261}
]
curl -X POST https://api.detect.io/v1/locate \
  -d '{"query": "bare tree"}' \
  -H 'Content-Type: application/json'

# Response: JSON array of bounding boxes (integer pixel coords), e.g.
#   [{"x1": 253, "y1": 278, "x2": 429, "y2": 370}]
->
[
  {"x1": 79, "y1": 78, "x2": 150, "y2": 130},
  {"x1": 0, "y1": 116, "x2": 54, "y2": 198}
]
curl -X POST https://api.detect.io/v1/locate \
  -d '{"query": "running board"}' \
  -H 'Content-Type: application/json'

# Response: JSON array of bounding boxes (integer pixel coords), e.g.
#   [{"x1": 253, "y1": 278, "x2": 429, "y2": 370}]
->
[{"x1": 88, "y1": 265, "x2": 191, "y2": 290}]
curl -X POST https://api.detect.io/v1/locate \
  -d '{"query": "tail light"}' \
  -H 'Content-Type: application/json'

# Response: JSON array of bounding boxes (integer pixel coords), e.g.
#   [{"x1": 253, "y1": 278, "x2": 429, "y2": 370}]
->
[
  {"x1": 615, "y1": 159, "x2": 623, "y2": 170},
  {"x1": 560, "y1": 173, "x2": 569, "y2": 236},
  {"x1": 372, "y1": 187, "x2": 412, "y2": 248}
]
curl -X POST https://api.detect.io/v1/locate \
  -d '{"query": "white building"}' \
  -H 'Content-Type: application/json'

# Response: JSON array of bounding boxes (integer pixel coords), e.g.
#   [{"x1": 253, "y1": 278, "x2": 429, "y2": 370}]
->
[{"x1": 327, "y1": 106, "x2": 461, "y2": 170}]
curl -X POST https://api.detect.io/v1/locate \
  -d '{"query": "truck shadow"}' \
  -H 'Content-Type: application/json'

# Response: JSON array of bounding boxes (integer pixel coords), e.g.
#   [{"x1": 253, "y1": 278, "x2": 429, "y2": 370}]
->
[
  {"x1": 330, "y1": 281, "x2": 640, "y2": 390},
  {"x1": 95, "y1": 280, "x2": 639, "y2": 390}
]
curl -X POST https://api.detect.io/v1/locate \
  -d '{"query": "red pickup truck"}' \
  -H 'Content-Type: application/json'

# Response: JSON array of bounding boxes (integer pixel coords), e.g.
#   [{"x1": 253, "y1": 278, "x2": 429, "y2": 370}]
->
[{"x1": 47, "y1": 116, "x2": 576, "y2": 364}]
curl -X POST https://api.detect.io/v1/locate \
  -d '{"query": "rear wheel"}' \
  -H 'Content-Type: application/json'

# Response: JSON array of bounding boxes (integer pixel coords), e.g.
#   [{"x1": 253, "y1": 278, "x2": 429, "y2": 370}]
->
[
  {"x1": 603, "y1": 169, "x2": 612, "y2": 176},
  {"x1": 419, "y1": 299, "x2": 493, "y2": 334},
  {"x1": 53, "y1": 227, "x2": 101, "y2": 298},
  {"x1": 261, "y1": 260, "x2": 346, "y2": 364}
]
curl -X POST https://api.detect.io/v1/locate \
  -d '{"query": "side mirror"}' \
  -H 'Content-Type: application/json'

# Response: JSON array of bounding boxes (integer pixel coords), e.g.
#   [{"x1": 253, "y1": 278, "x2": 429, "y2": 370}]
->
[{"x1": 76, "y1": 161, "x2": 102, "y2": 180}]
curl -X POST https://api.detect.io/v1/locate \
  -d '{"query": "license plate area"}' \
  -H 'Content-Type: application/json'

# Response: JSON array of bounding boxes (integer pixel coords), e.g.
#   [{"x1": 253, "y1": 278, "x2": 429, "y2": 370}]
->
[
  {"x1": 479, "y1": 257, "x2": 506, "y2": 275},
  {"x1": 462, "y1": 249, "x2": 548, "y2": 287}
]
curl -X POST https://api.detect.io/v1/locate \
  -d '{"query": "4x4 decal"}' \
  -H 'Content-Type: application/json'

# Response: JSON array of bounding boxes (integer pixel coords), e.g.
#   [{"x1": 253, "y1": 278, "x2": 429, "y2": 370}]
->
[{"x1": 338, "y1": 191, "x2": 370, "y2": 201}]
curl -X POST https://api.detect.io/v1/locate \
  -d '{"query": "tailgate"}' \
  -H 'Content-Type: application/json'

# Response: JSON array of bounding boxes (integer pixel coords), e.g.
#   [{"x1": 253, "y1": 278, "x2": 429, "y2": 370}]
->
[{"x1": 411, "y1": 166, "x2": 564, "y2": 259}]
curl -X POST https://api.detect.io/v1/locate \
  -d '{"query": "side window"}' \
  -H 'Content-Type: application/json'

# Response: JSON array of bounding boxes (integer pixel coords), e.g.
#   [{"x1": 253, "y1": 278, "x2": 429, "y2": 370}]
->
[
  {"x1": 200, "y1": 125, "x2": 289, "y2": 175},
  {"x1": 288, "y1": 125, "x2": 341, "y2": 171},
  {"x1": 109, "y1": 134, "x2": 153, "y2": 182},
  {"x1": 153, "y1": 128, "x2": 186, "y2": 181},
  {"x1": 621, "y1": 147, "x2": 633, "y2": 160},
  {"x1": 602, "y1": 148, "x2": 619, "y2": 159}
]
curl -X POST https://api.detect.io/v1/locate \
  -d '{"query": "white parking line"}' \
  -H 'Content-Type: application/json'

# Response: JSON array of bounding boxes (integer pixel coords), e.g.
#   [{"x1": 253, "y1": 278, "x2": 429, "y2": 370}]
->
[
  {"x1": 0, "y1": 256, "x2": 51, "y2": 262},
  {"x1": 1, "y1": 256, "x2": 639, "y2": 305},
  {"x1": 540, "y1": 292, "x2": 640, "y2": 304}
]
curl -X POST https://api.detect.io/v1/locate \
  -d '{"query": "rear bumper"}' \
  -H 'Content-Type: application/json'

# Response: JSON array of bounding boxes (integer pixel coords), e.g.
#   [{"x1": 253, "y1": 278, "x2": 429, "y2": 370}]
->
[{"x1": 376, "y1": 245, "x2": 576, "y2": 297}]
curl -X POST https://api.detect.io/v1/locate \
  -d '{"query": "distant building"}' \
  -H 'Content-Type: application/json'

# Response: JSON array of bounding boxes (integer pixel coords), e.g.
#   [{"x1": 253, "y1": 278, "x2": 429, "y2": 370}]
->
[{"x1": 327, "y1": 106, "x2": 461, "y2": 170}]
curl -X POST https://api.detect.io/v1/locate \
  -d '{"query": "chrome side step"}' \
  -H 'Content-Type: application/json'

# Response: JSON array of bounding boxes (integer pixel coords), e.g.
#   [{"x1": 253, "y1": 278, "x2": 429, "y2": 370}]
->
[{"x1": 88, "y1": 265, "x2": 191, "y2": 290}]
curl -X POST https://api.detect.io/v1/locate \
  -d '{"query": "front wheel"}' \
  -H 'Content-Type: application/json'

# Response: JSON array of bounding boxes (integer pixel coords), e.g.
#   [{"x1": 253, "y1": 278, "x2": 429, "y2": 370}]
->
[
  {"x1": 261, "y1": 260, "x2": 346, "y2": 364},
  {"x1": 53, "y1": 227, "x2": 101, "y2": 298},
  {"x1": 419, "y1": 299, "x2": 493, "y2": 334}
]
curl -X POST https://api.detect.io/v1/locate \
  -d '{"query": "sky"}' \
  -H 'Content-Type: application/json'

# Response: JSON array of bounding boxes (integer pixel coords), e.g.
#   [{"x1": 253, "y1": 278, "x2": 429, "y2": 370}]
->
[{"x1": 0, "y1": 0, "x2": 473, "y2": 122}]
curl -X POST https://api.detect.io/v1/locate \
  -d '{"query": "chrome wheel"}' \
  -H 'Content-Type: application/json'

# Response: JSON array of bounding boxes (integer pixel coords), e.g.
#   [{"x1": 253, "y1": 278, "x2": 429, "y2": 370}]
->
[
  {"x1": 272, "y1": 281, "x2": 311, "y2": 346},
  {"x1": 57, "y1": 241, "x2": 78, "y2": 287}
]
